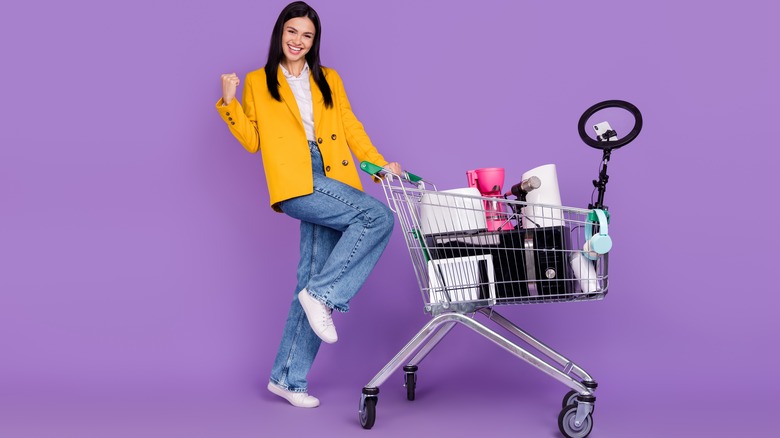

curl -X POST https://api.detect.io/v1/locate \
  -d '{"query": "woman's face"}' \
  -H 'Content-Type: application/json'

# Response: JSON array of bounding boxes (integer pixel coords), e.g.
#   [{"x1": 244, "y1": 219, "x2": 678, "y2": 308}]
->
[{"x1": 281, "y1": 17, "x2": 316, "y2": 64}]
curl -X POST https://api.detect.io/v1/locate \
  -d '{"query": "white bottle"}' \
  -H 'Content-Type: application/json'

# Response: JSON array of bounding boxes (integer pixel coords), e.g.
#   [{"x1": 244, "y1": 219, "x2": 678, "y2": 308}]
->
[{"x1": 569, "y1": 252, "x2": 600, "y2": 294}]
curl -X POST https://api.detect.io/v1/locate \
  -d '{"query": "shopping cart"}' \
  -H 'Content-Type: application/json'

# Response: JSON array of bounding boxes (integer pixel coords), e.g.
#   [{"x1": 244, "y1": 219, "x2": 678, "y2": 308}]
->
[{"x1": 357, "y1": 162, "x2": 611, "y2": 438}]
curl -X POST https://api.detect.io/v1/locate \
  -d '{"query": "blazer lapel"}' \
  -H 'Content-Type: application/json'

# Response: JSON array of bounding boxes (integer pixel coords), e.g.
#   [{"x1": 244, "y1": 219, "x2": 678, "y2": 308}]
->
[
  {"x1": 277, "y1": 67, "x2": 303, "y2": 126},
  {"x1": 309, "y1": 73, "x2": 323, "y2": 133}
]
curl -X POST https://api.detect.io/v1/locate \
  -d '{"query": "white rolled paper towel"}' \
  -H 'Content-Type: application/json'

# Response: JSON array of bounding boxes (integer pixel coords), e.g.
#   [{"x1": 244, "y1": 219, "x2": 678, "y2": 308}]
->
[
  {"x1": 521, "y1": 164, "x2": 564, "y2": 228},
  {"x1": 569, "y1": 252, "x2": 600, "y2": 294}
]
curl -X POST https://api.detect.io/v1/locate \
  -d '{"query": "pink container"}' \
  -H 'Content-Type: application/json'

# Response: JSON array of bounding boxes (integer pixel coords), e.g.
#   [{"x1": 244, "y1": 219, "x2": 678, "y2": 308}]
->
[{"x1": 466, "y1": 168, "x2": 514, "y2": 231}]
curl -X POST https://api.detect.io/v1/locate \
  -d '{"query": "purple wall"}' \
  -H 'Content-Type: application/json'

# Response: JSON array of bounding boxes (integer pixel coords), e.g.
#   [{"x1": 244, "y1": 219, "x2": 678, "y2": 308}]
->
[{"x1": 1, "y1": 0, "x2": 776, "y2": 436}]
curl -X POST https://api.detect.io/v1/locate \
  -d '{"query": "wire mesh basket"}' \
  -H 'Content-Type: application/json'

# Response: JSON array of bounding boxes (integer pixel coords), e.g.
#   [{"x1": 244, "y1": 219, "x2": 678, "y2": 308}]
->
[{"x1": 378, "y1": 173, "x2": 609, "y2": 315}]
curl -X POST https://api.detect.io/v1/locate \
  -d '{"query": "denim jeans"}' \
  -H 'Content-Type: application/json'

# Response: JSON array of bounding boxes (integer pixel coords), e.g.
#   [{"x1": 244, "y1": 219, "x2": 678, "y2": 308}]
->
[{"x1": 269, "y1": 141, "x2": 394, "y2": 392}]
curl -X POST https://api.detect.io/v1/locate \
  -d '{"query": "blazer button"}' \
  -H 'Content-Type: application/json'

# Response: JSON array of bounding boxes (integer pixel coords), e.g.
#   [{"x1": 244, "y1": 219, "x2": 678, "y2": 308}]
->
[
  {"x1": 331, "y1": 134, "x2": 337, "y2": 140},
  {"x1": 226, "y1": 112, "x2": 230, "y2": 116},
  {"x1": 325, "y1": 165, "x2": 331, "y2": 172},
  {"x1": 317, "y1": 137, "x2": 323, "y2": 144},
  {"x1": 231, "y1": 122, "x2": 235, "y2": 125},
  {"x1": 342, "y1": 160, "x2": 348, "y2": 166},
  {"x1": 228, "y1": 117, "x2": 233, "y2": 121}
]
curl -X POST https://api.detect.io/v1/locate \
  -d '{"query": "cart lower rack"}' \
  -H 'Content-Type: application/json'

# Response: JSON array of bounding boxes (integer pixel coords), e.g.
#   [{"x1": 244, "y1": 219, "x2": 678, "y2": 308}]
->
[{"x1": 358, "y1": 162, "x2": 611, "y2": 437}]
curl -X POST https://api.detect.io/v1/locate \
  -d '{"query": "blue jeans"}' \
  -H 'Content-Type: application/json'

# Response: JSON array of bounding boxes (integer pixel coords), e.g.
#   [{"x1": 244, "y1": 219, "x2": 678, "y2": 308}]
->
[{"x1": 269, "y1": 141, "x2": 394, "y2": 392}]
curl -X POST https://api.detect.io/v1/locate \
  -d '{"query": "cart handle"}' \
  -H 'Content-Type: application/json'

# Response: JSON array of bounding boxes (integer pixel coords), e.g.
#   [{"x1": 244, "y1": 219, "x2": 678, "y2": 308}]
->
[{"x1": 360, "y1": 161, "x2": 423, "y2": 184}]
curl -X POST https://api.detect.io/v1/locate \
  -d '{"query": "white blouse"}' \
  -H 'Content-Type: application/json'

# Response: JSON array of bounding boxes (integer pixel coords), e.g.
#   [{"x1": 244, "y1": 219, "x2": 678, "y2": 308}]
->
[{"x1": 279, "y1": 63, "x2": 316, "y2": 143}]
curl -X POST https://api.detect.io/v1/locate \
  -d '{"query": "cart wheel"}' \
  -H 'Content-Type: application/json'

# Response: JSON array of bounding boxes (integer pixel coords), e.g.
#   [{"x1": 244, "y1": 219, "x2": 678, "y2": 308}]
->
[
  {"x1": 403, "y1": 365, "x2": 418, "y2": 401},
  {"x1": 404, "y1": 372, "x2": 416, "y2": 401},
  {"x1": 558, "y1": 404, "x2": 593, "y2": 438},
  {"x1": 562, "y1": 390, "x2": 579, "y2": 408},
  {"x1": 359, "y1": 396, "x2": 377, "y2": 429},
  {"x1": 562, "y1": 391, "x2": 596, "y2": 413}
]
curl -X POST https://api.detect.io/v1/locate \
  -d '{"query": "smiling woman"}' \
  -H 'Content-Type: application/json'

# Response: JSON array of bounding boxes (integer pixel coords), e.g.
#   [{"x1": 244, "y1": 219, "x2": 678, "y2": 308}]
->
[
  {"x1": 215, "y1": 1, "x2": 403, "y2": 409},
  {"x1": 281, "y1": 17, "x2": 315, "y2": 71}
]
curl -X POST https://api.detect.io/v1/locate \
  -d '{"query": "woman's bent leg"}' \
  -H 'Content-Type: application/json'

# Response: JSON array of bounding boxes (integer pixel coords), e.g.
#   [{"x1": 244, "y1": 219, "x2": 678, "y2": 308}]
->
[{"x1": 278, "y1": 173, "x2": 394, "y2": 312}]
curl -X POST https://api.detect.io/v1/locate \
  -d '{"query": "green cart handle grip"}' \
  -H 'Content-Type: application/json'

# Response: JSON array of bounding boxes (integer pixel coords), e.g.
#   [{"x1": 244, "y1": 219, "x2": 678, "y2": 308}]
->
[{"x1": 360, "y1": 161, "x2": 423, "y2": 183}]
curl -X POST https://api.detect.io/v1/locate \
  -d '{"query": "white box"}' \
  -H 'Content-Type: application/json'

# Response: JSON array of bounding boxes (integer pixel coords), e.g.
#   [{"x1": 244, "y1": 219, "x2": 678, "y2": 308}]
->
[
  {"x1": 427, "y1": 254, "x2": 496, "y2": 305},
  {"x1": 420, "y1": 188, "x2": 487, "y2": 235}
]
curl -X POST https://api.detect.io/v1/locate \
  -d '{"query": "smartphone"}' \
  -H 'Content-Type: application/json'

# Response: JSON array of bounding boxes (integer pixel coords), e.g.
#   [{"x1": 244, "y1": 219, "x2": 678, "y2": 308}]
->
[{"x1": 593, "y1": 121, "x2": 618, "y2": 141}]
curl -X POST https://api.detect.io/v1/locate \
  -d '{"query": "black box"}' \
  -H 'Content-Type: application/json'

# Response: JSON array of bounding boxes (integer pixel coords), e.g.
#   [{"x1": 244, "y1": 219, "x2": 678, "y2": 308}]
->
[{"x1": 426, "y1": 226, "x2": 573, "y2": 301}]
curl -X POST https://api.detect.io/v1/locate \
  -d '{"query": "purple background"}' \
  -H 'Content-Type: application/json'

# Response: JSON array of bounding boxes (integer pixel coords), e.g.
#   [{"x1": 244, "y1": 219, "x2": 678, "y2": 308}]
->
[{"x1": 1, "y1": 0, "x2": 777, "y2": 436}]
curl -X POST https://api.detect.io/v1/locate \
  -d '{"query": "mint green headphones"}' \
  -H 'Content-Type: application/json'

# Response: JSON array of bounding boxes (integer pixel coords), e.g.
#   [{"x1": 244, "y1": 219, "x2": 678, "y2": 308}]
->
[{"x1": 584, "y1": 209, "x2": 612, "y2": 261}]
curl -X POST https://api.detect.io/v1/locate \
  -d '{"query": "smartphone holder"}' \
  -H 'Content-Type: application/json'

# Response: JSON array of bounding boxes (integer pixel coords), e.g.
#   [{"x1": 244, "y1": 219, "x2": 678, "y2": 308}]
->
[{"x1": 577, "y1": 100, "x2": 643, "y2": 210}]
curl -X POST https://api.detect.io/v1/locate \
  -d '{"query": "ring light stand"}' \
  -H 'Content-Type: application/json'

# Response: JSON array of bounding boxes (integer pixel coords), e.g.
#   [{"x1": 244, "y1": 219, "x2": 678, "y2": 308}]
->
[{"x1": 577, "y1": 100, "x2": 643, "y2": 210}]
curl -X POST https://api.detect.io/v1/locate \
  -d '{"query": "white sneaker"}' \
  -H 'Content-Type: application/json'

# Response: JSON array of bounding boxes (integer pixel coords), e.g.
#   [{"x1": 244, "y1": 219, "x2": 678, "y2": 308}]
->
[
  {"x1": 298, "y1": 289, "x2": 338, "y2": 344},
  {"x1": 267, "y1": 382, "x2": 320, "y2": 408}
]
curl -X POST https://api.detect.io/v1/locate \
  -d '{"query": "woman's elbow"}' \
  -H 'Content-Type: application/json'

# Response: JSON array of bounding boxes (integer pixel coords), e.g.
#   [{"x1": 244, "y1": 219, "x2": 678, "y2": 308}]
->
[{"x1": 244, "y1": 144, "x2": 260, "y2": 154}]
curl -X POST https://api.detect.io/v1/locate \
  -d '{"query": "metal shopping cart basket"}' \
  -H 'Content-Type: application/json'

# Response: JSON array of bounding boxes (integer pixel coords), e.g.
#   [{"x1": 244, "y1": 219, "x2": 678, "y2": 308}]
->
[{"x1": 357, "y1": 162, "x2": 611, "y2": 438}]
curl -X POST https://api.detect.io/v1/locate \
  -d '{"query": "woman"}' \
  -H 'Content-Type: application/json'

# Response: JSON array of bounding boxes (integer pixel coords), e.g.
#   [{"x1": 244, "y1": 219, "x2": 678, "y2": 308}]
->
[{"x1": 216, "y1": 1, "x2": 401, "y2": 408}]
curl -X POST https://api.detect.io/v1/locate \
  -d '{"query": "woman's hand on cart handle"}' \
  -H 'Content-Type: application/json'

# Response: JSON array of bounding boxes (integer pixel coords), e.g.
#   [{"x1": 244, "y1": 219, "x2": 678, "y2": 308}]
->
[
  {"x1": 361, "y1": 161, "x2": 423, "y2": 183},
  {"x1": 383, "y1": 162, "x2": 402, "y2": 176}
]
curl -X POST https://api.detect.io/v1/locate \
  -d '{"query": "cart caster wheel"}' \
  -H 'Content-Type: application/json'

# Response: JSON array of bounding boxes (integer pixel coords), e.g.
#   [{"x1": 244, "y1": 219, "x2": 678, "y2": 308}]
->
[
  {"x1": 405, "y1": 374, "x2": 416, "y2": 400},
  {"x1": 403, "y1": 365, "x2": 418, "y2": 401},
  {"x1": 562, "y1": 390, "x2": 579, "y2": 408},
  {"x1": 558, "y1": 404, "x2": 593, "y2": 438},
  {"x1": 562, "y1": 391, "x2": 596, "y2": 413},
  {"x1": 359, "y1": 395, "x2": 377, "y2": 429}
]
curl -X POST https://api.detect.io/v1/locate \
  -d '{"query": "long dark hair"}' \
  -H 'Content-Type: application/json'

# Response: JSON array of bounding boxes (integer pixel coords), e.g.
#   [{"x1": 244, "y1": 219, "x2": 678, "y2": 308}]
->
[{"x1": 265, "y1": 1, "x2": 333, "y2": 108}]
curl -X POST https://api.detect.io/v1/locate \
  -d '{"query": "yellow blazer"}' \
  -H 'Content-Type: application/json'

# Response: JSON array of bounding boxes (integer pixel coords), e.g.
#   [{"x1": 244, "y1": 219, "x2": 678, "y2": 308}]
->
[{"x1": 216, "y1": 66, "x2": 388, "y2": 211}]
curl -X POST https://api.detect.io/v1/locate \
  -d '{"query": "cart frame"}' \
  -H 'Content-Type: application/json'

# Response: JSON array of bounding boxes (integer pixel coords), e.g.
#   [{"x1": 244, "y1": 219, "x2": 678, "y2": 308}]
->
[{"x1": 357, "y1": 163, "x2": 607, "y2": 437}]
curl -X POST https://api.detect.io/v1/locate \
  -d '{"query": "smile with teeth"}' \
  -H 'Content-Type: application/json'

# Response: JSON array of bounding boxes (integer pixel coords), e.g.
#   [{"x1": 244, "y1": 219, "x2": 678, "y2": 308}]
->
[{"x1": 288, "y1": 45, "x2": 303, "y2": 54}]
